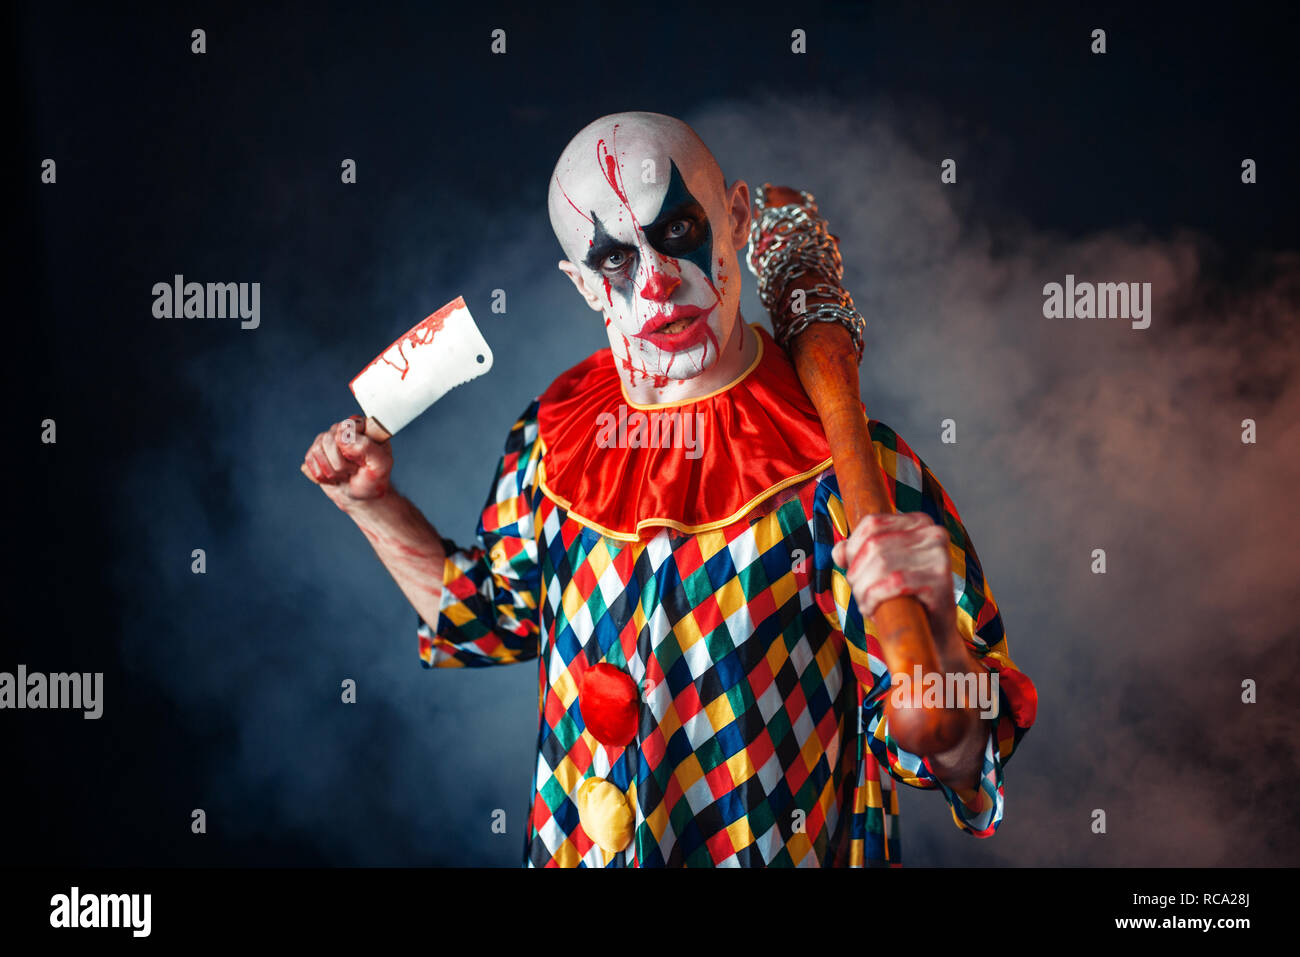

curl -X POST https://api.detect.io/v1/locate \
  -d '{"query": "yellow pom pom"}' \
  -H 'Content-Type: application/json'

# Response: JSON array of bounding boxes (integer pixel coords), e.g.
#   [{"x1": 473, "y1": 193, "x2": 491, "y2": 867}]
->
[{"x1": 576, "y1": 776, "x2": 634, "y2": 854}]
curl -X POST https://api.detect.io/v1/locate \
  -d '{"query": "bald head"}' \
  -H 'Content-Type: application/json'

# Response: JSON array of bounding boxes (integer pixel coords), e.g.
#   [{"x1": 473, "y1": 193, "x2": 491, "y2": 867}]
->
[
  {"x1": 547, "y1": 111, "x2": 751, "y2": 387},
  {"x1": 548, "y1": 112, "x2": 726, "y2": 261}
]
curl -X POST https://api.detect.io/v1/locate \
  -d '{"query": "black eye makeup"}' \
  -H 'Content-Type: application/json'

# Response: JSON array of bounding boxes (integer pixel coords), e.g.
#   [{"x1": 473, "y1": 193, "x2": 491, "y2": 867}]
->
[
  {"x1": 583, "y1": 211, "x2": 635, "y2": 275},
  {"x1": 579, "y1": 158, "x2": 716, "y2": 282},
  {"x1": 645, "y1": 204, "x2": 707, "y2": 257},
  {"x1": 601, "y1": 248, "x2": 633, "y2": 272}
]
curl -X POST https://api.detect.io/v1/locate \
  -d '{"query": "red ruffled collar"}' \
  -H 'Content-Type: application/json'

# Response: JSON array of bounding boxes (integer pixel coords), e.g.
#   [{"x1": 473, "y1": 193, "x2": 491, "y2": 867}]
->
[{"x1": 537, "y1": 324, "x2": 833, "y2": 541}]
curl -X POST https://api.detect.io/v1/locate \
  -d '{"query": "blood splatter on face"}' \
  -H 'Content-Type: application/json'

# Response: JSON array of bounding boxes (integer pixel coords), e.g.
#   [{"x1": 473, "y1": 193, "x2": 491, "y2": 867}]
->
[{"x1": 551, "y1": 122, "x2": 743, "y2": 387}]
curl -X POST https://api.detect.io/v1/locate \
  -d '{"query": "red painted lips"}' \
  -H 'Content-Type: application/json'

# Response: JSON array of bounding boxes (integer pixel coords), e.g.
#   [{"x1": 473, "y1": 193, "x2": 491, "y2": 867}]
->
[{"x1": 633, "y1": 304, "x2": 715, "y2": 350}]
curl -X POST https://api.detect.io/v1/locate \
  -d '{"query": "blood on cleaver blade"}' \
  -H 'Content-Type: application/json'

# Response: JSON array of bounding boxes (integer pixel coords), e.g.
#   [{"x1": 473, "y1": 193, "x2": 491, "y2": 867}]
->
[{"x1": 349, "y1": 295, "x2": 493, "y2": 442}]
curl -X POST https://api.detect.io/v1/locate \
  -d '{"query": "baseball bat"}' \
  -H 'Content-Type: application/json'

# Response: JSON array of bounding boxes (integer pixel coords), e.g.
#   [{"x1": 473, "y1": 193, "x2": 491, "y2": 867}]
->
[{"x1": 756, "y1": 185, "x2": 967, "y2": 756}]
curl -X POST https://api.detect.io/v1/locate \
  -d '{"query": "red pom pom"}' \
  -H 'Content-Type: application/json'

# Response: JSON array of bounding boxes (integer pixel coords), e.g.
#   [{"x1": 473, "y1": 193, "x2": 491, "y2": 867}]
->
[{"x1": 579, "y1": 663, "x2": 640, "y2": 747}]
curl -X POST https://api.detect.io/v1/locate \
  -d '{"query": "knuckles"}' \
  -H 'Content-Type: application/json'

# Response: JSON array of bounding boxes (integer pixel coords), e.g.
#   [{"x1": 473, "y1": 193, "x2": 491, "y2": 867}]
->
[
  {"x1": 837, "y1": 516, "x2": 956, "y2": 623},
  {"x1": 841, "y1": 515, "x2": 950, "y2": 592},
  {"x1": 850, "y1": 512, "x2": 931, "y2": 547},
  {"x1": 301, "y1": 419, "x2": 394, "y2": 498}
]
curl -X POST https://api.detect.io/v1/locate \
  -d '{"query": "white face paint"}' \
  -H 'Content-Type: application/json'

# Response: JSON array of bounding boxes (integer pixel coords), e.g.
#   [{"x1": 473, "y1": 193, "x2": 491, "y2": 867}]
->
[{"x1": 550, "y1": 122, "x2": 744, "y2": 387}]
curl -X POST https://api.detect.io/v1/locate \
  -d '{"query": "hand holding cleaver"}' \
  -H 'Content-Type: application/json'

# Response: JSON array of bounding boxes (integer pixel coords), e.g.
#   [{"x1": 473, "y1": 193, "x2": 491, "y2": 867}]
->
[{"x1": 300, "y1": 296, "x2": 494, "y2": 499}]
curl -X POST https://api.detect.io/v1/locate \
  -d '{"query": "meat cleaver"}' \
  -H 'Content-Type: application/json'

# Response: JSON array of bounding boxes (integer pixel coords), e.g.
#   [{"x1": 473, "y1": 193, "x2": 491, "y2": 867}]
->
[{"x1": 349, "y1": 296, "x2": 494, "y2": 442}]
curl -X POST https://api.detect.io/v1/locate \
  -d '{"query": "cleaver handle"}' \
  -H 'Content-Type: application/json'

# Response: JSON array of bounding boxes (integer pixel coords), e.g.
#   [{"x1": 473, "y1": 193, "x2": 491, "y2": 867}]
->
[{"x1": 363, "y1": 417, "x2": 393, "y2": 444}]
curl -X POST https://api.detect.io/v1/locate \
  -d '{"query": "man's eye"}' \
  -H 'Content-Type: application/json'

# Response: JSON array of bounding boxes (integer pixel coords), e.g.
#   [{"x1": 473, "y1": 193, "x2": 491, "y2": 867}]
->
[
  {"x1": 667, "y1": 219, "x2": 692, "y2": 238},
  {"x1": 603, "y1": 250, "x2": 631, "y2": 270}
]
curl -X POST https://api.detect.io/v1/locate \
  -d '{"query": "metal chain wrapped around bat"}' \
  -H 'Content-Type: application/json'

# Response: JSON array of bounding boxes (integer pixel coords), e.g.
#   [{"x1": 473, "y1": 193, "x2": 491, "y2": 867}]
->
[
  {"x1": 745, "y1": 183, "x2": 966, "y2": 756},
  {"x1": 745, "y1": 184, "x2": 867, "y2": 359}
]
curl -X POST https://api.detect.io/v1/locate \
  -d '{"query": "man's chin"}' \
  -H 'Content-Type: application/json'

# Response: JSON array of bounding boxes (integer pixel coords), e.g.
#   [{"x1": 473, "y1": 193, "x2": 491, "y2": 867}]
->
[{"x1": 646, "y1": 334, "x2": 719, "y2": 379}]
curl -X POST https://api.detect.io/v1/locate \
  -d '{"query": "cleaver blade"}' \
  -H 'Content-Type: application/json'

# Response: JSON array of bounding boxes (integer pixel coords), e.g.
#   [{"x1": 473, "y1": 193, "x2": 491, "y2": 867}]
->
[{"x1": 349, "y1": 296, "x2": 493, "y2": 442}]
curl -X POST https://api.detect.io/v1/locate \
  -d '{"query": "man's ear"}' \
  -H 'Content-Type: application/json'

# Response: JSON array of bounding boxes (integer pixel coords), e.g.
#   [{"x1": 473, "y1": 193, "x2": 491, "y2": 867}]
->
[
  {"x1": 557, "y1": 260, "x2": 606, "y2": 312},
  {"x1": 726, "y1": 179, "x2": 751, "y2": 251}
]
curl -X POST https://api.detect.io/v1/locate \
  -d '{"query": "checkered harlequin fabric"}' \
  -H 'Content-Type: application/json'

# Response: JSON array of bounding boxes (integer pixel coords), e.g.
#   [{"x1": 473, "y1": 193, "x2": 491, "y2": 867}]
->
[{"x1": 418, "y1": 399, "x2": 1035, "y2": 867}]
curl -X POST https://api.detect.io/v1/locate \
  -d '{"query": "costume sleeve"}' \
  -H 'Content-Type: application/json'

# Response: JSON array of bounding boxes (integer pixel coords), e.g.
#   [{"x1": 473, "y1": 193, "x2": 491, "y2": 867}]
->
[
  {"x1": 815, "y1": 419, "x2": 1038, "y2": 837},
  {"x1": 417, "y1": 399, "x2": 544, "y2": 668}
]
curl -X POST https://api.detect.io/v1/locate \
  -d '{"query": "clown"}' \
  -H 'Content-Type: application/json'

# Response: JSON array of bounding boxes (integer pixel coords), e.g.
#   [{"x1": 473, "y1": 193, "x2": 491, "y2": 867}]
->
[{"x1": 301, "y1": 111, "x2": 1037, "y2": 867}]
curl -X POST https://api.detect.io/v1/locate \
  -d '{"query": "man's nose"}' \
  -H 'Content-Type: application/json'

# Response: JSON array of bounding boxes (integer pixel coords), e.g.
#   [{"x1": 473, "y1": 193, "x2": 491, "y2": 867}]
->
[{"x1": 638, "y1": 258, "x2": 682, "y2": 302}]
